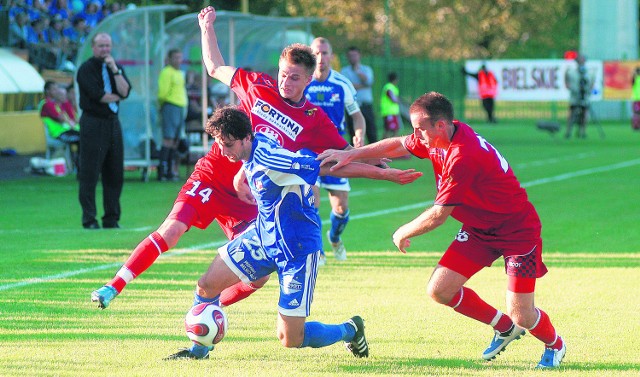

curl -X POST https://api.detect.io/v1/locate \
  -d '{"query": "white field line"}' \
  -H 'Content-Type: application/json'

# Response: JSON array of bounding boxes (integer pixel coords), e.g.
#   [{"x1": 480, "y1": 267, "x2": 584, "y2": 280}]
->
[{"x1": 1, "y1": 157, "x2": 639, "y2": 292}]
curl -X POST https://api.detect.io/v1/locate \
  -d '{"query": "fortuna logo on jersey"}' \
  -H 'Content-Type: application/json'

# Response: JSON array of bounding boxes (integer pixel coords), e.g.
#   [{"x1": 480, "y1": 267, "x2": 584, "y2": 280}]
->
[{"x1": 252, "y1": 99, "x2": 303, "y2": 141}]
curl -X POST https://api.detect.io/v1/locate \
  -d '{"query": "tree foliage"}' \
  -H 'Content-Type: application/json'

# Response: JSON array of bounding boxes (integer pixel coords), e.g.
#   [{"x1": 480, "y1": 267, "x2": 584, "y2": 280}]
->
[{"x1": 138, "y1": 0, "x2": 580, "y2": 59}]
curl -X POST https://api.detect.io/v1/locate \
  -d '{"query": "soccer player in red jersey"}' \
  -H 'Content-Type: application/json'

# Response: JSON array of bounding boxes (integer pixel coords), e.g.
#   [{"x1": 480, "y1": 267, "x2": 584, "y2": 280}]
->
[
  {"x1": 90, "y1": 6, "x2": 350, "y2": 319},
  {"x1": 318, "y1": 92, "x2": 566, "y2": 369}
]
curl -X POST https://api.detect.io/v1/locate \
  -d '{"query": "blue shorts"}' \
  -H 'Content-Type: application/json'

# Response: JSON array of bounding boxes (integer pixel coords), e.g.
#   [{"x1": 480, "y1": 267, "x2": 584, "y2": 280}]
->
[
  {"x1": 317, "y1": 175, "x2": 351, "y2": 191},
  {"x1": 218, "y1": 224, "x2": 320, "y2": 317}
]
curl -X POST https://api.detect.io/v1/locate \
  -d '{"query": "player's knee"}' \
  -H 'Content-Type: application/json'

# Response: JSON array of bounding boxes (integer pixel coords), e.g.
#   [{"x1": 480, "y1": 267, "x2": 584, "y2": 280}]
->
[
  {"x1": 196, "y1": 276, "x2": 213, "y2": 297},
  {"x1": 426, "y1": 281, "x2": 454, "y2": 305},
  {"x1": 157, "y1": 219, "x2": 188, "y2": 248}
]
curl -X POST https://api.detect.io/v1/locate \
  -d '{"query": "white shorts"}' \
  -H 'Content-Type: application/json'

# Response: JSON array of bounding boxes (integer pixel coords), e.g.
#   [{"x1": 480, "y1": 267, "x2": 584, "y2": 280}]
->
[{"x1": 317, "y1": 175, "x2": 351, "y2": 192}]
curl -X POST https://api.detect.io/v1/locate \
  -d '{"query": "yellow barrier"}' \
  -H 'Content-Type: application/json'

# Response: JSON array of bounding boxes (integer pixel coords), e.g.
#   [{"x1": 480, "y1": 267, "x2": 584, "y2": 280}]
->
[{"x1": 0, "y1": 111, "x2": 46, "y2": 154}]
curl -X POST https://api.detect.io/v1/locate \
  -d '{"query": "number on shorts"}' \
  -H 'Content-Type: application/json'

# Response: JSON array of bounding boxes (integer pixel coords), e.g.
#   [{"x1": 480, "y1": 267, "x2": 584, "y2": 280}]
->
[{"x1": 185, "y1": 180, "x2": 213, "y2": 203}]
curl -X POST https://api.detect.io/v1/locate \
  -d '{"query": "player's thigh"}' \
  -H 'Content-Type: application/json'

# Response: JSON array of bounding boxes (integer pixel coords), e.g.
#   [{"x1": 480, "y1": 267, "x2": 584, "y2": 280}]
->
[
  {"x1": 327, "y1": 188, "x2": 349, "y2": 211},
  {"x1": 197, "y1": 254, "x2": 242, "y2": 298},
  {"x1": 157, "y1": 215, "x2": 189, "y2": 248}
]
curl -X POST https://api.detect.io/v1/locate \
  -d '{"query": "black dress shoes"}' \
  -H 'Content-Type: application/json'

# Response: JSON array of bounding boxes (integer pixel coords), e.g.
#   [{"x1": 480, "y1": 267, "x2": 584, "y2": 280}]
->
[{"x1": 83, "y1": 222, "x2": 100, "y2": 229}]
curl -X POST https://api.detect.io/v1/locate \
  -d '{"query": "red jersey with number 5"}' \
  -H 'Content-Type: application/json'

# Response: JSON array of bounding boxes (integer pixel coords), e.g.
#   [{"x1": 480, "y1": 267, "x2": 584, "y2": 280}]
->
[{"x1": 403, "y1": 121, "x2": 534, "y2": 230}]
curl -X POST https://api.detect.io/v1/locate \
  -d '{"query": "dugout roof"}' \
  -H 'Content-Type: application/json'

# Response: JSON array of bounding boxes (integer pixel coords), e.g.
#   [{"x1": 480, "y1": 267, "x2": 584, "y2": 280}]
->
[{"x1": 0, "y1": 48, "x2": 44, "y2": 94}]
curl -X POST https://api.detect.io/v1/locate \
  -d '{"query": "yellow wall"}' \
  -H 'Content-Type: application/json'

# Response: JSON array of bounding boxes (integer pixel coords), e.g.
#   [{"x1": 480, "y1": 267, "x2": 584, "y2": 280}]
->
[{"x1": 0, "y1": 111, "x2": 46, "y2": 154}]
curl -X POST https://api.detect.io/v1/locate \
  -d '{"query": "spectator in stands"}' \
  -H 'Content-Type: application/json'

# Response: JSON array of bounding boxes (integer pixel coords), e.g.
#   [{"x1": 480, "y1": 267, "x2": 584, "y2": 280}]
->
[
  {"x1": 61, "y1": 83, "x2": 78, "y2": 123},
  {"x1": 48, "y1": 0, "x2": 72, "y2": 23},
  {"x1": 78, "y1": 1, "x2": 102, "y2": 30},
  {"x1": 9, "y1": 11, "x2": 29, "y2": 48},
  {"x1": 40, "y1": 80, "x2": 80, "y2": 168},
  {"x1": 26, "y1": 16, "x2": 49, "y2": 44},
  {"x1": 63, "y1": 16, "x2": 88, "y2": 60},
  {"x1": 46, "y1": 14, "x2": 70, "y2": 66}
]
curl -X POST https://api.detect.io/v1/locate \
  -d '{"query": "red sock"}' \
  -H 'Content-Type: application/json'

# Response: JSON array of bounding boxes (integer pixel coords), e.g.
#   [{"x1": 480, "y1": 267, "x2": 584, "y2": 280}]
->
[
  {"x1": 108, "y1": 232, "x2": 168, "y2": 293},
  {"x1": 219, "y1": 281, "x2": 259, "y2": 307},
  {"x1": 529, "y1": 308, "x2": 563, "y2": 349},
  {"x1": 447, "y1": 287, "x2": 511, "y2": 331}
]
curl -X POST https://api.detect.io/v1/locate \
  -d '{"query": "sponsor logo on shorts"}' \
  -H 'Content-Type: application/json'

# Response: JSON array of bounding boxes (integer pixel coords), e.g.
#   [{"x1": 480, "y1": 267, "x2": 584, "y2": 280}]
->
[
  {"x1": 282, "y1": 275, "x2": 303, "y2": 294},
  {"x1": 455, "y1": 230, "x2": 469, "y2": 242},
  {"x1": 239, "y1": 261, "x2": 257, "y2": 280},
  {"x1": 508, "y1": 261, "x2": 522, "y2": 268}
]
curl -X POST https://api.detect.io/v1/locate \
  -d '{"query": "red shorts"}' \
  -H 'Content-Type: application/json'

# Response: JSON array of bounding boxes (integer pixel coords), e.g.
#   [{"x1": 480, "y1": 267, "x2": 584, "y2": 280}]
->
[
  {"x1": 170, "y1": 176, "x2": 258, "y2": 240},
  {"x1": 439, "y1": 205, "x2": 548, "y2": 280},
  {"x1": 383, "y1": 115, "x2": 400, "y2": 131}
]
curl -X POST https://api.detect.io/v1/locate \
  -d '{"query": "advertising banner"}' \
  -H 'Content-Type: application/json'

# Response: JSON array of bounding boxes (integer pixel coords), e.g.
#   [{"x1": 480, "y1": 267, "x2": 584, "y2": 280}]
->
[
  {"x1": 603, "y1": 61, "x2": 640, "y2": 100},
  {"x1": 465, "y1": 59, "x2": 603, "y2": 101}
]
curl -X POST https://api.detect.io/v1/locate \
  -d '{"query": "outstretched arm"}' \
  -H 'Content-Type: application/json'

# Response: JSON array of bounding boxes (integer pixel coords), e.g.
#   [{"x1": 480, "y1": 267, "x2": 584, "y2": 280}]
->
[
  {"x1": 318, "y1": 136, "x2": 408, "y2": 170},
  {"x1": 320, "y1": 161, "x2": 421, "y2": 185},
  {"x1": 198, "y1": 6, "x2": 237, "y2": 86}
]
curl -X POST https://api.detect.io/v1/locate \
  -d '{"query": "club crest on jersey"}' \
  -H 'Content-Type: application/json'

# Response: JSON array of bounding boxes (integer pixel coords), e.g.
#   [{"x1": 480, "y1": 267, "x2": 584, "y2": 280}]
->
[
  {"x1": 305, "y1": 108, "x2": 317, "y2": 116},
  {"x1": 255, "y1": 125, "x2": 284, "y2": 145},
  {"x1": 252, "y1": 99, "x2": 302, "y2": 141}
]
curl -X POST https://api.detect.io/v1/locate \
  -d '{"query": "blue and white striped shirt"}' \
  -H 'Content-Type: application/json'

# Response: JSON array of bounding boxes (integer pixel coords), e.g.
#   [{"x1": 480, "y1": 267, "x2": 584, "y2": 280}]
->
[{"x1": 243, "y1": 133, "x2": 323, "y2": 260}]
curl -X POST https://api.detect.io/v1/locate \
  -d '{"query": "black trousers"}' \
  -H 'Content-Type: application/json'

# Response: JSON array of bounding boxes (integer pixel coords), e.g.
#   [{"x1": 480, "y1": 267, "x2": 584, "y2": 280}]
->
[
  {"x1": 346, "y1": 103, "x2": 378, "y2": 145},
  {"x1": 481, "y1": 97, "x2": 496, "y2": 122},
  {"x1": 78, "y1": 113, "x2": 124, "y2": 227}
]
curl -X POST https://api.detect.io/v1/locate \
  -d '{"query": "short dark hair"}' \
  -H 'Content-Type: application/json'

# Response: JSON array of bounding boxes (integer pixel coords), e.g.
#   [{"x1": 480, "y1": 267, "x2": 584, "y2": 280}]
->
[
  {"x1": 280, "y1": 43, "x2": 316, "y2": 75},
  {"x1": 347, "y1": 46, "x2": 360, "y2": 53},
  {"x1": 205, "y1": 105, "x2": 253, "y2": 141},
  {"x1": 167, "y1": 48, "x2": 181, "y2": 59},
  {"x1": 409, "y1": 92, "x2": 454, "y2": 122},
  {"x1": 44, "y1": 80, "x2": 57, "y2": 95},
  {"x1": 388, "y1": 72, "x2": 397, "y2": 82}
]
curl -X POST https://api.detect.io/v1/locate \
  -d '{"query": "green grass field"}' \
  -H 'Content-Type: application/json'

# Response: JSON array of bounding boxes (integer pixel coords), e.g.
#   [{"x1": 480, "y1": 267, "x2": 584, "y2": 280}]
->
[{"x1": 1, "y1": 120, "x2": 639, "y2": 376}]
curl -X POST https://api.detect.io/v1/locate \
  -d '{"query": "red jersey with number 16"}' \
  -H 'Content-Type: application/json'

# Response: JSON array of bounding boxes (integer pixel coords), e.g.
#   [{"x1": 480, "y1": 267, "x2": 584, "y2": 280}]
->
[{"x1": 403, "y1": 121, "x2": 536, "y2": 231}]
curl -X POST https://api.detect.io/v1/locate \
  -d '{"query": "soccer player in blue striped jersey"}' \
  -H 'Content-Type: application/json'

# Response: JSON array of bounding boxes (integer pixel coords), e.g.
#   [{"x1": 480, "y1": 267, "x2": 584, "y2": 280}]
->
[
  {"x1": 305, "y1": 37, "x2": 367, "y2": 263},
  {"x1": 166, "y1": 105, "x2": 421, "y2": 359}
]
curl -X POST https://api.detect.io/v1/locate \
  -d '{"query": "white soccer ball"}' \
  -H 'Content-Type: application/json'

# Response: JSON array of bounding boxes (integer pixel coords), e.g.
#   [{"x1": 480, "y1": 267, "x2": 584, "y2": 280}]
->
[{"x1": 184, "y1": 303, "x2": 228, "y2": 347}]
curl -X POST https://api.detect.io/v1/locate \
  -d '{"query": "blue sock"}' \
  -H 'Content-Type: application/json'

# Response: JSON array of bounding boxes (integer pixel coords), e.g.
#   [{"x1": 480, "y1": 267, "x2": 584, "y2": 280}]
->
[
  {"x1": 329, "y1": 210, "x2": 349, "y2": 243},
  {"x1": 193, "y1": 292, "x2": 220, "y2": 306},
  {"x1": 300, "y1": 321, "x2": 356, "y2": 348},
  {"x1": 188, "y1": 342, "x2": 213, "y2": 357},
  {"x1": 188, "y1": 292, "x2": 220, "y2": 356}
]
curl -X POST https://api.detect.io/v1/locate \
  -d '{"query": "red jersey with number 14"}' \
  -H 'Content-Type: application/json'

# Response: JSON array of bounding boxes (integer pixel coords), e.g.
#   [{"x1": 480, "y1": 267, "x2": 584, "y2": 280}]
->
[{"x1": 403, "y1": 121, "x2": 535, "y2": 231}]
